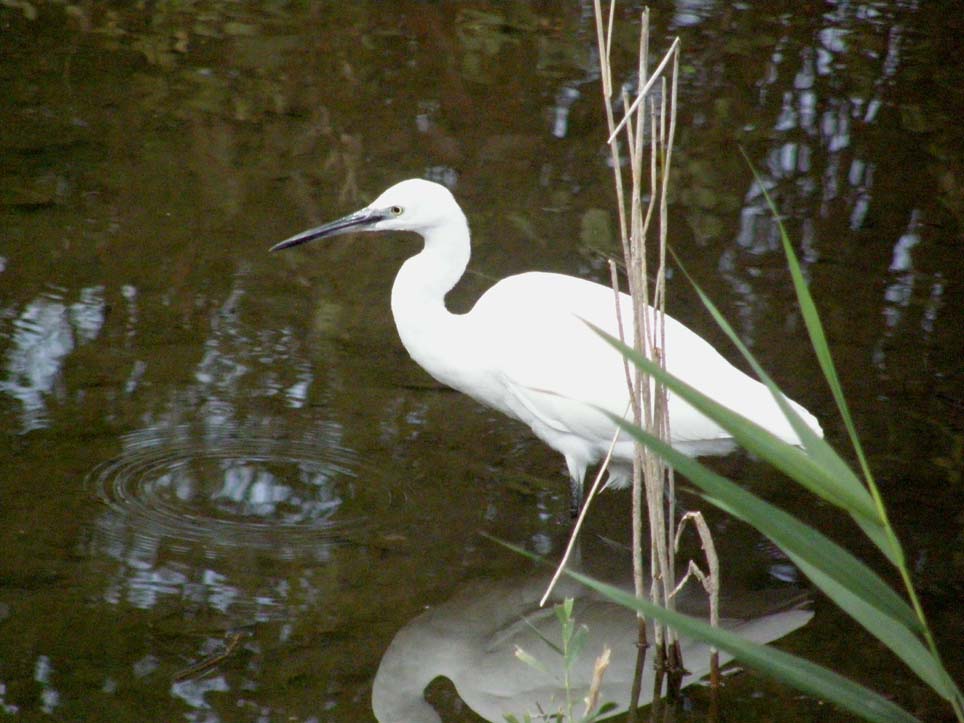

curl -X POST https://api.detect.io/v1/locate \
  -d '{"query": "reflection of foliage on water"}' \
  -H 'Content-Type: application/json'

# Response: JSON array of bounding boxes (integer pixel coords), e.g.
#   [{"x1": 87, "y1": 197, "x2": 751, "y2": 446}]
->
[
  {"x1": 6, "y1": 1, "x2": 309, "y2": 70},
  {"x1": 456, "y1": 7, "x2": 536, "y2": 85},
  {"x1": 643, "y1": 3, "x2": 964, "y2": 444},
  {"x1": 672, "y1": 2, "x2": 963, "y2": 242}
]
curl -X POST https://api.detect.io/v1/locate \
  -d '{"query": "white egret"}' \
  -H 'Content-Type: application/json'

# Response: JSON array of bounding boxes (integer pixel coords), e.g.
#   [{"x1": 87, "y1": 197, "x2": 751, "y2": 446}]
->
[{"x1": 271, "y1": 179, "x2": 822, "y2": 513}]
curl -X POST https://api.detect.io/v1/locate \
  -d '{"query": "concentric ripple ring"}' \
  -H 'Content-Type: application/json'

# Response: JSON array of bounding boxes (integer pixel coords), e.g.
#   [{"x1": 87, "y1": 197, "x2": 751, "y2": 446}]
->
[{"x1": 86, "y1": 427, "x2": 367, "y2": 551}]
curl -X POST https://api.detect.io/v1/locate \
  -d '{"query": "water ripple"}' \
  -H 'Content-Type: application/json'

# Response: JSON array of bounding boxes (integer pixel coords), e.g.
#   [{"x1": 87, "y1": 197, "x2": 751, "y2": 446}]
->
[{"x1": 87, "y1": 427, "x2": 367, "y2": 552}]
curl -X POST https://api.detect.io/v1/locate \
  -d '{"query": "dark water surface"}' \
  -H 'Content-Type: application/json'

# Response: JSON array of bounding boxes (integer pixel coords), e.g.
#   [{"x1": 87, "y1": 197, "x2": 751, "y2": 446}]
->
[{"x1": 1, "y1": 2, "x2": 961, "y2": 721}]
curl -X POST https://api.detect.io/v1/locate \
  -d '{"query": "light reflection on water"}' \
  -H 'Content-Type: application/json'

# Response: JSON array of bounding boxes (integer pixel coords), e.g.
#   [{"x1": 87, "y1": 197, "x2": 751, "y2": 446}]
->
[
  {"x1": 0, "y1": 285, "x2": 106, "y2": 433},
  {"x1": 85, "y1": 422, "x2": 368, "y2": 615}
]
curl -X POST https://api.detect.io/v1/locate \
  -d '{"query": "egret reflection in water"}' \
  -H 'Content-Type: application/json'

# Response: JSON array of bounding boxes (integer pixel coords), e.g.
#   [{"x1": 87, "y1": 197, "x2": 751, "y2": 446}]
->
[{"x1": 372, "y1": 562, "x2": 813, "y2": 722}]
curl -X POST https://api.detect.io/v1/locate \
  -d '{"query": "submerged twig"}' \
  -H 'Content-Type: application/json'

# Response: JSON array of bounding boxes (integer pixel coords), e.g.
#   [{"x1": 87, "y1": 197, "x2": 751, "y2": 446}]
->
[{"x1": 173, "y1": 630, "x2": 248, "y2": 683}]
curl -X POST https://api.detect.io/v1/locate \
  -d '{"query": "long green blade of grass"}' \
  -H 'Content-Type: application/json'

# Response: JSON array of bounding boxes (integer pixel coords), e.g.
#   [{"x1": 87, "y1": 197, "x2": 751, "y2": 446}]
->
[
  {"x1": 491, "y1": 539, "x2": 919, "y2": 723},
  {"x1": 668, "y1": 248, "x2": 851, "y2": 474},
  {"x1": 607, "y1": 417, "x2": 921, "y2": 636},
  {"x1": 614, "y1": 254, "x2": 962, "y2": 715},
  {"x1": 589, "y1": 326, "x2": 953, "y2": 691},
  {"x1": 777, "y1": 216, "x2": 871, "y2": 481},
  {"x1": 739, "y1": 154, "x2": 906, "y2": 565},
  {"x1": 612, "y1": 419, "x2": 960, "y2": 703},
  {"x1": 792, "y1": 558, "x2": 959, "y2": 699},
  {"x1": 665, "y1": 254, "x2": 901, "y2": 567},
  {"x1": 589, "y1": 324, "x2": 881, "y2": 525},
  {"x1": 739, "y1": 148, "x2": 874, "y2": 485},
  {"x1": 739, "y1": 156, "x2": 962, "y2": 718},
  {"x1": 563, "y1": 567, "x2": 919, "y2": 723}
]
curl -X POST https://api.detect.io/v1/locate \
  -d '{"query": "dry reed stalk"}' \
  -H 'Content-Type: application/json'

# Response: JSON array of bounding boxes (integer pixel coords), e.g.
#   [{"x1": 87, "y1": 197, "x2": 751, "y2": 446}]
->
[
  {"x1": 544, "y1": 6, "x2": 713, "y2": 716},
  {"x1": 591, "y1": 2, "x2": 687, "y2": 716}
]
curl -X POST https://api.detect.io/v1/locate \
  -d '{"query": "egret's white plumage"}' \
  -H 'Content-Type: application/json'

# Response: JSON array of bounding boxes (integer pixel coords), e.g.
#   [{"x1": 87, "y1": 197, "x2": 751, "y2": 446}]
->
[{"x1": 271, "y1": 179, "x2": 822, "y2": 511}]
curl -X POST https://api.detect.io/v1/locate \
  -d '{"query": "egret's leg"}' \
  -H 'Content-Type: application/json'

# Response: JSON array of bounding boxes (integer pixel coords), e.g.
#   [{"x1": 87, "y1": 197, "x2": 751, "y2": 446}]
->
[
  {"x1": 569, "y1": 476, "x2": 583, "y2": 519},
  {"x1": 564, "y1": 456, "x2": 588, "y2": 519}
]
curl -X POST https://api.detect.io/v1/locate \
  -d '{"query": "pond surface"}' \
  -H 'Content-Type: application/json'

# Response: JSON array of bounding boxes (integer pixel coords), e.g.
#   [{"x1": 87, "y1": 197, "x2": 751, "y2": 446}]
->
[{"x1": 1, "y1": 2, "x2": 961, "y2": 721}]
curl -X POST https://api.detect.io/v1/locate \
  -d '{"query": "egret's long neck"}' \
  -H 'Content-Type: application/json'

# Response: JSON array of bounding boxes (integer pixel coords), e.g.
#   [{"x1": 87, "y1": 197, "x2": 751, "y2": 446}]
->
[{"x1": 390, "y1": 213, "x2": 472, "y2": 386}]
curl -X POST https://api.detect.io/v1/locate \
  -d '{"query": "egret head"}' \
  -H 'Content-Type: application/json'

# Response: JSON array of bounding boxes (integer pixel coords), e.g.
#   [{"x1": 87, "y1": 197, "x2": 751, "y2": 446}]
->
[{"x1": 270, "y1": 179, "x2": 460, "y2": 252}]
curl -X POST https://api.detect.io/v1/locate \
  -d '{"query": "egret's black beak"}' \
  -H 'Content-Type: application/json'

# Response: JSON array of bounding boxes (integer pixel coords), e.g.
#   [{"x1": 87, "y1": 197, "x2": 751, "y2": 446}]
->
[{"x1": 269, "y1": 207, "x2": 386, "y2": 252}]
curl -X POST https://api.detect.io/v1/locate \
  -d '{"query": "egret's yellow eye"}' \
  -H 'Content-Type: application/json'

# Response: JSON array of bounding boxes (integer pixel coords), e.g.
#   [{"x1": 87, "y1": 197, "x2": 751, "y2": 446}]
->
[{"x1": 389, "y1": 205, "x2": 403, "y2": 216}]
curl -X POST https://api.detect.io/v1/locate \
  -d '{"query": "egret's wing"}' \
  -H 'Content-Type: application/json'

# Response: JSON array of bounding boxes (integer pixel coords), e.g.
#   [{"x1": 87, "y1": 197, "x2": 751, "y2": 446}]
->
[
  {"x1": 470, "y1": 271, "x2": 823, "y2": 453},
  {"x1": 469, "y1": 272, "x2": 735, "y2": 450}
]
